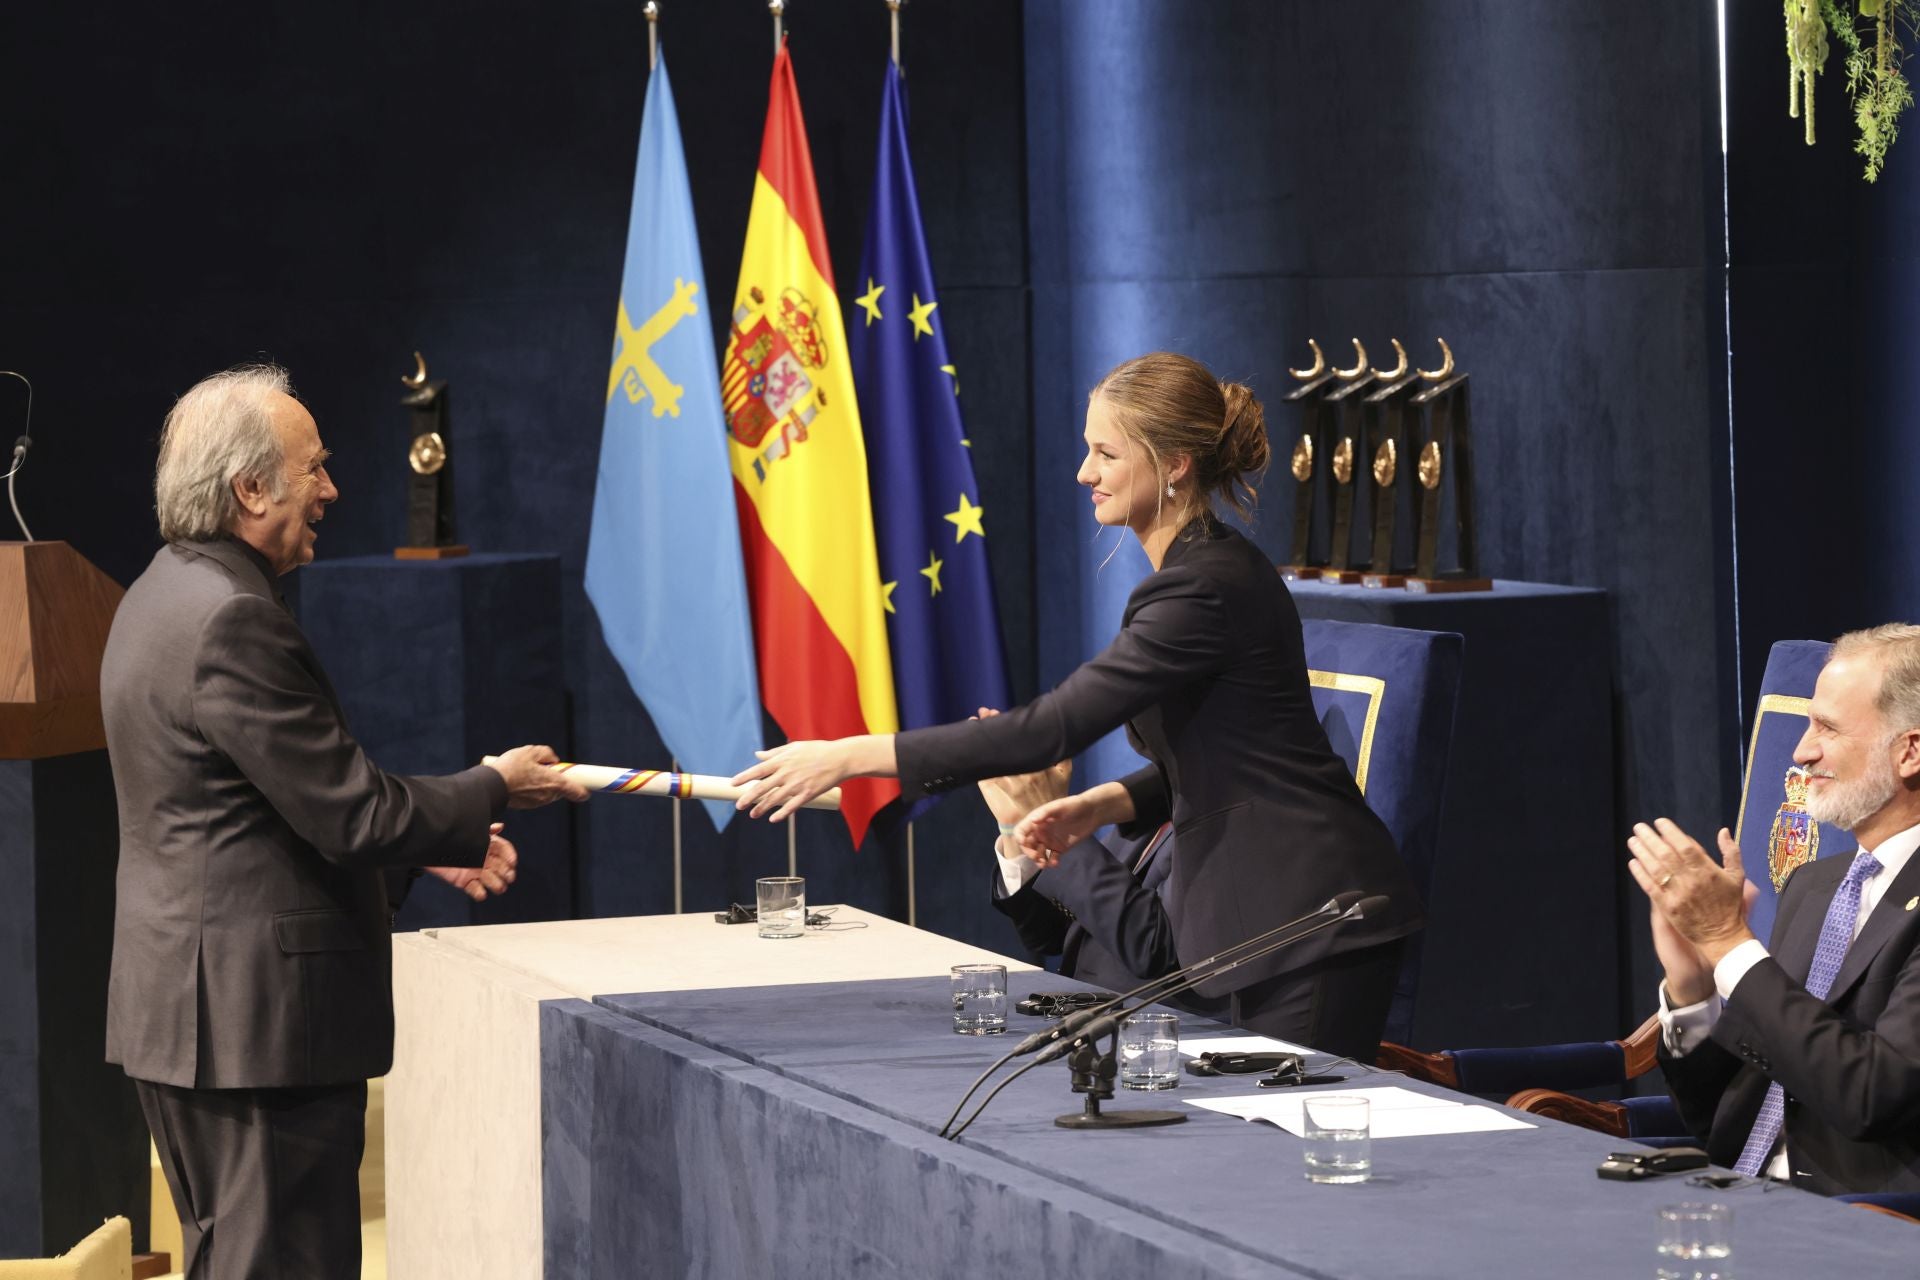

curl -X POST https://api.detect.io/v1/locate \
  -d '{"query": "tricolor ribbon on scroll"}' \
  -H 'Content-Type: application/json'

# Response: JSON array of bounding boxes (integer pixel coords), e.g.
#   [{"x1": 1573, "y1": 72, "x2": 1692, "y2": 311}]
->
[{"x1": 548, "y1": 761, "x2": 842, "y2": 812}]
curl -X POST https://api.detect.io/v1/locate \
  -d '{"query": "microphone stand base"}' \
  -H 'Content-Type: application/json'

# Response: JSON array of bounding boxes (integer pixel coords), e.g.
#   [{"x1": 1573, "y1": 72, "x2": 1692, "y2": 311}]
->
[{"x1": 1054, "y1": 1109, "x2": 1186, "y2": 1130}]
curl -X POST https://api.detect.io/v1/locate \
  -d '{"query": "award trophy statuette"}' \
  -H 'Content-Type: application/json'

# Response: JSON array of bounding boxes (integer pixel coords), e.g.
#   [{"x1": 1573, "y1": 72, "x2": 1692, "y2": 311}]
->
[
  {"x1": 1320, "y1": 339, "x2": 1377, "y2": 584},
  {"x1": 1360, "y1": 339, "x2": 1421, "y2": 588},
  {"x1": 1279, "y1": 340, "x2": 1338, "y2": 580},
  {"x1": 1405, "y1": 340, "x2": 1490, "y2": 593},
  {"x1": 394, "y1": 352, "x2": 468, "y2": 560}
]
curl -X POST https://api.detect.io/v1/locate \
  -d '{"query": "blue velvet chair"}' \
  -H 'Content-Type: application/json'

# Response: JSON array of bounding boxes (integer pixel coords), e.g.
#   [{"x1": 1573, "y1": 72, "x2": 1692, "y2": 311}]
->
[
  {"x1": 1300, "y1": 618, "x2": 1465, "y2": 1046},
  {"x1": 1384, "y1": 640, "x2": 1835, "y2": 1142}
]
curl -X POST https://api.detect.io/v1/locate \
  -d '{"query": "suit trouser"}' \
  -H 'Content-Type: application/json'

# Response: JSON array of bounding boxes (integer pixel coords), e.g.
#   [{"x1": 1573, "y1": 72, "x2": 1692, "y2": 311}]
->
[
  {"x1": 1229, "y1": 938, "x2": 1406, "y2": 1062},
  {"x1": 136, "y1": 1077, "x2": 367, "y2": 1280}
]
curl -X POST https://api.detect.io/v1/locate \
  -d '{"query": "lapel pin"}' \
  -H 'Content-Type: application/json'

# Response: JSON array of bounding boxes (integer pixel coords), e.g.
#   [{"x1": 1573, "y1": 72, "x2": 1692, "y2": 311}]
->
[{"x1": 1906, "y1": 896, "x2": 1918, "y2": 912}]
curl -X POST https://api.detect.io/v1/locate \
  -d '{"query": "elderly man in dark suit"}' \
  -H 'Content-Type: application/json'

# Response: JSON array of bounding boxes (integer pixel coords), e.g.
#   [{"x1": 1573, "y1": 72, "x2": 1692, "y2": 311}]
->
[
  {"x1": 1630, "y1": 624, "x2": 1920, "y2": 1195},
  {"x1": 101, "y1": 365, "x2": 588, "y2": 1279}
]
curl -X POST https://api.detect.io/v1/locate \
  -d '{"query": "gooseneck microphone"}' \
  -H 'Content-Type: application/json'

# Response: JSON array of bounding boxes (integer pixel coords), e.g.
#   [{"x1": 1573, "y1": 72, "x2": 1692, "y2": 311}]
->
[
  {"x1": 936, "y1": 892, "x2": 1363, "y2": 1138},
  {"x1": 938, "y1": 892, "x2": 1386, "y2": 1140}
]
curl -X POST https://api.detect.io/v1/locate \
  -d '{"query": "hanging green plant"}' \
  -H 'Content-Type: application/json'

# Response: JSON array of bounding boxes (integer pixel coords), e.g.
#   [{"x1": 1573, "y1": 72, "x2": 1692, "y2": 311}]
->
[
  {"x1": 1787, "y1": 0, "x2": 1829, "y2": 144},
  {"x1": 1846, "y1": 0, "x2": 1916, "y2": 180},
  {"x1": 1787, "y1": 1, "x2": 1915, "y2": 180}
]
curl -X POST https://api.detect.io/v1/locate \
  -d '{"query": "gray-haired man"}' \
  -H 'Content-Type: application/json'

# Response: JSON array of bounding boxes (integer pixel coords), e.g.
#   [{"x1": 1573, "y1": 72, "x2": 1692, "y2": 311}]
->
[{"x1": 101, "y1": 365, "x2": 588, "y2": 1278}]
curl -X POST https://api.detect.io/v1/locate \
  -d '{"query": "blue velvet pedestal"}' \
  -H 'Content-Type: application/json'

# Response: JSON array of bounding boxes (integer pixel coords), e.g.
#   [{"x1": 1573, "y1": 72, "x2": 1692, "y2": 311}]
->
[
  {"x1": 292, "y1": 553, "x2": 571, "y2": 929},
  {"x1": 1287, "y1": 580, "x2": 1615, "y2": 1049},
  {"x1": 0, "y1": 752, "x2": 147, "y2": 1258}
]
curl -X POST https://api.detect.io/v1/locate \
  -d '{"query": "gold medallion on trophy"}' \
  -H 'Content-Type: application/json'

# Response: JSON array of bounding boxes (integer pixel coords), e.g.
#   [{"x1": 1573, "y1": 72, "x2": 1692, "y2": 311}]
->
[
  {"x1": 1372, "y1": 439, "x2": 1397, "y2": 487},
  {"x1": 409, "y1": 431, "x2": 448, "y2": 476},
  {"x1": 1291, "y1": 434, "x2": 1314, "y2": 482},
  {"x1": 1332, "y1": 438, "x2": 1354, "y2": 485},
  {"x1": 1417, "y1": 441, "x2": 1443, "y2": 490}
]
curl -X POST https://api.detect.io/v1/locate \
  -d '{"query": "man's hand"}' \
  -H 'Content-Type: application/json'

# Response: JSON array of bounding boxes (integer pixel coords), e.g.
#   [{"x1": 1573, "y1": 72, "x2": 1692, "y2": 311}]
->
[
  {"x1": 487, "y1": 745, "x2": 591, "y2": 810},
  {"x1": 973, "y1": 708, "x2": 1071, "y2": 828},
  {"x1": 1628, "y1": 819, "x2": 1755, "y2": 970},
  {"x1": 426, "y1": 824, "x2": 518, "y2": 902}
]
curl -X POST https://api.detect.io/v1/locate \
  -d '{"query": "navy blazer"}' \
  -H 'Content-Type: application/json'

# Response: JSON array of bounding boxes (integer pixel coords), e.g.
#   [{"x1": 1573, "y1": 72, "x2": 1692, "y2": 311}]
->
[
  {"x1": 993, "y1": 827, "x2": 1230, "y2": 1019},
  {"x1": 899, "y1": 517, "x2": 1422, "y2": 997},
  {"x1": 1661, "y1": 849, "x2": 1920, "y2": 1195}
]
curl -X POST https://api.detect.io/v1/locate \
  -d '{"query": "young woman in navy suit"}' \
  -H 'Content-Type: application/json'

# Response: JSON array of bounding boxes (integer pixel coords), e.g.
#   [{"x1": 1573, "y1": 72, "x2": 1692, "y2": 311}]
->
[{"x1": 733, "y1": 352, "x2": 1422, "y2": 1057}]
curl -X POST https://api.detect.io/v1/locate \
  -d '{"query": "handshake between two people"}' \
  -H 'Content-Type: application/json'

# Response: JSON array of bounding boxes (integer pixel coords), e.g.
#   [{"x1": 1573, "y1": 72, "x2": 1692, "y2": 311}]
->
[{"x1": 428, "y1": 743, "x2": 592, "y2": 903}]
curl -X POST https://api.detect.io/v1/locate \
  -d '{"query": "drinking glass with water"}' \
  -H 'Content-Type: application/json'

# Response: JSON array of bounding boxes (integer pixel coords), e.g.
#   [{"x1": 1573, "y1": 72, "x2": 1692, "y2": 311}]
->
[
  {"x1": 1118, "y1": 1011, "x2": 1181, "y2": 1090},
  {"x1": 950, "y1": 964, "x2": 1007, "y2": 1034},
  {"x1": 755, "y1": 877, "x2": 806, "y2": 939},
  {"x1": 1302, "y1": 1095, "x2": 1371, "y2": 1184},
  {"x1": 1656, "y1": 1203, "x2": 1731, "y2": 1280}
]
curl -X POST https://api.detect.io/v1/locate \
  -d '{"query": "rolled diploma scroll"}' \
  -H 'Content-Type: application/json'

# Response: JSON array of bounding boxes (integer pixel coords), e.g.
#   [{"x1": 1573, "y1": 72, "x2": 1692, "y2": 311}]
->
[{"x1": 485, "y1": 759, "x2": 843, "y2": 811}]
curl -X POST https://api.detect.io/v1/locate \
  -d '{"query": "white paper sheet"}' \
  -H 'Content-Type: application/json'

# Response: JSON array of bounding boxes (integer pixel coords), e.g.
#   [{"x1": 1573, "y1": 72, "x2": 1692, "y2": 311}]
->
[
  {"x1": 1178, "y1": 1034, "x2": 1316, "y2": 1057},
  {"x1": 1186, "y1": 1085, "x2": 1536, "y2": 1137}
]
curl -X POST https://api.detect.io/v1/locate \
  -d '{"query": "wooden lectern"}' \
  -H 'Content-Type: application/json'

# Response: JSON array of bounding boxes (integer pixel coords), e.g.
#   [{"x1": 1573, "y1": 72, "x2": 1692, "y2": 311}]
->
[
  {"x1": 0, "y1": 540, "x2": 125, "y2": 758},
  {"x1": 0, "y1": 539, "x2": 148, "y2": 1260}
]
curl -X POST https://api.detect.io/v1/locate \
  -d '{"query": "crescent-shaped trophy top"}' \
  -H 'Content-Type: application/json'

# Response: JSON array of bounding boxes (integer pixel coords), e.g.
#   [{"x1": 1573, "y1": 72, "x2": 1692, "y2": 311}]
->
[
  {"x1": 1287, "y1": 338, "x2": 1326, "y2": 381},
  {"x1": 1333, "y1": 338, "x2": 1369, "y2": 380},
  {"x1": 1417, "y1": 338, "x2": 1454, "y2": 382},
  {"x1": 1375, "y1": 338, "x2": 1409, "y2": 382},
  {"x1": 401, "y1": 351, "x2": 429, "y2": 389}
]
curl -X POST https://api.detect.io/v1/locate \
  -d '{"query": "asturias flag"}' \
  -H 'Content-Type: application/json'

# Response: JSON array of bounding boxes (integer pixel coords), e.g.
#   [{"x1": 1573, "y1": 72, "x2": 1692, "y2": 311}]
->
[
  {"x1": 724, "y1": 42, "x2": 900, "y2": 846},
  {"x1": 850, "y1": 62, "x2": 1010, "y2": 775},
  {"x1": 586, "y1": 49, "x2": 763, "y2": 830}
]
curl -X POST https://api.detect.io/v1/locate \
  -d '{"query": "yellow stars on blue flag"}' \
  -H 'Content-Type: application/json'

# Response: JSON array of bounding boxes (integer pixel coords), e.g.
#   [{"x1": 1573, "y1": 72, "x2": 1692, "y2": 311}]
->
[
  {"x1": 857, "y1": 279, "x2": 885, "y2": 326},
  {"x1": 944, "y1": 493, "x2": 985, "y2": 543},
  {"x1": 880, "y1": 579, "x2": 898, "y2": 615},
  {"x1": 939, "y1": 364, "x2": 959, "y2": 396},
  {"x1": 908, "y1": 293, "x2": 938, "y2": 340},
  {"x1": 920, "y1": 550, "x2": 945, "y2": 596}
]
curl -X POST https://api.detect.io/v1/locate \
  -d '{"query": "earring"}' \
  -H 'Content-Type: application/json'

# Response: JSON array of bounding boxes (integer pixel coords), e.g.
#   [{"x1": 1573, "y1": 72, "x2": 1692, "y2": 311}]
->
[{"x1": 1166, "y1": 481, "x2": 1175, "y2": 498}]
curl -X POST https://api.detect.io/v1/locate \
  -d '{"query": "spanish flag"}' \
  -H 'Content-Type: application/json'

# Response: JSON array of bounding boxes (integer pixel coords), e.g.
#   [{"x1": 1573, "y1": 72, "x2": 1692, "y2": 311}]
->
[{"x1": 724, "y1": 42, "x2": 900, "y2": 845}]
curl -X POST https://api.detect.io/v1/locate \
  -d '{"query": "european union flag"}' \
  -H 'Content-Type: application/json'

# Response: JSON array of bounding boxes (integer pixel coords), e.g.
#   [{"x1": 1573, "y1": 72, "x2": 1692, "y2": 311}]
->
[
  {"x1": 850, "y1": 62, "x2": 1011, "y2": 778},
  {"x1": 586, "y1": 50, "x2": 762, "y2": 829}
]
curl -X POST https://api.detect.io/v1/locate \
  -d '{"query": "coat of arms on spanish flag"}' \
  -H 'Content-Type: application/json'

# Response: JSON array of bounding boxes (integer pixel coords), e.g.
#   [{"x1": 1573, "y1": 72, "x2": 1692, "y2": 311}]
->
[{"x1": 726, "y1": 40, "x2": 900, "y2": 846}]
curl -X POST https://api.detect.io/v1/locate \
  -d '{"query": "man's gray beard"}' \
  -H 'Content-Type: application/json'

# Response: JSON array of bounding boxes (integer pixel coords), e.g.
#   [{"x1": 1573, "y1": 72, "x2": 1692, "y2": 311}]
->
[{"x1": 1806, "y1": 763, "x2": 1900, "y2": 834}]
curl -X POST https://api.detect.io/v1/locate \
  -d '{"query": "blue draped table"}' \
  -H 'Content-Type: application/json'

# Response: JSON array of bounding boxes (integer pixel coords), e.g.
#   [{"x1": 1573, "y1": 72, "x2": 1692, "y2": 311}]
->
[
  {"x1": 540, "y1": 970, "x2": 1910, "y2": 1279},
  {"x1": 1288, "y1": 579, "x2": 1615, "y2": 1049}
]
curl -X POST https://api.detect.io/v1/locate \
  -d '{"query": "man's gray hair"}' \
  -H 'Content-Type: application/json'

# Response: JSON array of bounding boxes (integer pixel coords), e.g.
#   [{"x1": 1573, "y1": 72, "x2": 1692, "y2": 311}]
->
[
  {"x1": 154, "y1": 364, "x2": 294, "y2": 543},
  {"x1": 1830, "y1": 623, "x2": 1920, "y2": 738}
]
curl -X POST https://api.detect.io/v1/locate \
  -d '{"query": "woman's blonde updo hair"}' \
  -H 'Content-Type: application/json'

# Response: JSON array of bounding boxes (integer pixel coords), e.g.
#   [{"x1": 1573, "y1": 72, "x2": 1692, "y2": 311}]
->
[{"x1": 1090, "y1": 352, "x2": 1270, "y2": 525}]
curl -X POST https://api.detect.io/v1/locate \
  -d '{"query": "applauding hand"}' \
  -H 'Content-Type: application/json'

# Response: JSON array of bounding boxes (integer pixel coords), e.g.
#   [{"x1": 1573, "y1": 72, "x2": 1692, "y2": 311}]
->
[{"x1": 974, "y1": 709, "x2": 1072, "y2": 828}]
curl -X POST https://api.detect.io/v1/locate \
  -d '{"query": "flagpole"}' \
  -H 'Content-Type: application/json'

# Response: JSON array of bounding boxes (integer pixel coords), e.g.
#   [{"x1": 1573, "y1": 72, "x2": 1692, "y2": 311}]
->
[
  {"x1": 887, "y1": 0, "x2": 902, "y2": 67},
  {"x1": 645, "y1": 1, "x2": 658, "y2": 71},
  {"x1": 770, "y1": 0, "x2": 784, "y2": 53},
  {"x1": 907, "y1": 821, "x2": 917, "y2": 927},
  {"x1": 788, "y1": 812, "x2": 798, "y2": 877},
  {"x1": 671, "y1": 755, "x2": 683, "y2": 913}
]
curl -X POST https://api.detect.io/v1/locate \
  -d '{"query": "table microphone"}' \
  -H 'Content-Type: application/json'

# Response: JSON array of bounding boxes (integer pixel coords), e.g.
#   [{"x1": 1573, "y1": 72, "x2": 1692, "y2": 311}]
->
[{"x1": 937, "y1": 891, "x2": 1375, "y2": 1138}]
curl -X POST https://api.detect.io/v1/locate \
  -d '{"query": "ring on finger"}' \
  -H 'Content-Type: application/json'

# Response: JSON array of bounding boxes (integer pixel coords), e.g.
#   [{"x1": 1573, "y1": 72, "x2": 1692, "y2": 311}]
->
[{"x1": 1658, "y1": 873, "x2": 1673, "y2": 888}]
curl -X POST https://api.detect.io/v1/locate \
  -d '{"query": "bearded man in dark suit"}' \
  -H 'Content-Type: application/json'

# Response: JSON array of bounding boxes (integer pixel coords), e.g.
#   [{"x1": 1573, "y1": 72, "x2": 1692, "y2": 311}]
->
[
  {"x1": 100, "y1": 365, "x2": 588, "y2": 1279},
  {"x1": 1631, "y1": 624, "x2": 1920, "y2": 1195}
]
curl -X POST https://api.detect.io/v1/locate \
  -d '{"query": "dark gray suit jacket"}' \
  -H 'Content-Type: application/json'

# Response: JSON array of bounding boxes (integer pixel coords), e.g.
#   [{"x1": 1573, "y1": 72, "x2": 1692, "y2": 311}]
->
[
  {"x1": 101, "y1": 538, "x2": 506, "y2": 1089},
  {"x1": 1661, "y1": 850, "x2": 1920, "y2": 1195},
  {"x1": 899, "y1": 518, "x2": 1422, "y2": 998}
]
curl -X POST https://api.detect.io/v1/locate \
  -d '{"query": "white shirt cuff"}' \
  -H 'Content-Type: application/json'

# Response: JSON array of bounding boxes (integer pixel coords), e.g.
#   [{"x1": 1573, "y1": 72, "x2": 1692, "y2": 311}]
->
[
  {"x1": 1713, "y1": 938, "x2": 1771, "y2": 1002},
  {"x1": 1657, "y1": 980, "x2": 1721, "y2": 1057},
  {"x1": 994, "y1": 835, "x2": 1040, "y2": 898}
]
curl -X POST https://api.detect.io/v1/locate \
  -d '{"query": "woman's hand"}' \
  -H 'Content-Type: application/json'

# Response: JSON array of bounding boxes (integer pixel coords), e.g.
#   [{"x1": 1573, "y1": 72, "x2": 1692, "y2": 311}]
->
[
  {"x1": 973, "y1": 708, "x2": 1072, "y2": 827},
  {"x1": 730, "y1": 735, "x2": 895, "y2": 822}
]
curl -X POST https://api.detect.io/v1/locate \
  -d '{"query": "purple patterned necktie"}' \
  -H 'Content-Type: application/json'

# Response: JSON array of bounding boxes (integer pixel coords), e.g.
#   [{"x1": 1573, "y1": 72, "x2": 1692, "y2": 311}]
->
[{"x1": 1732, "y1": 849, "x2": 1883, "y2": 1176}]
